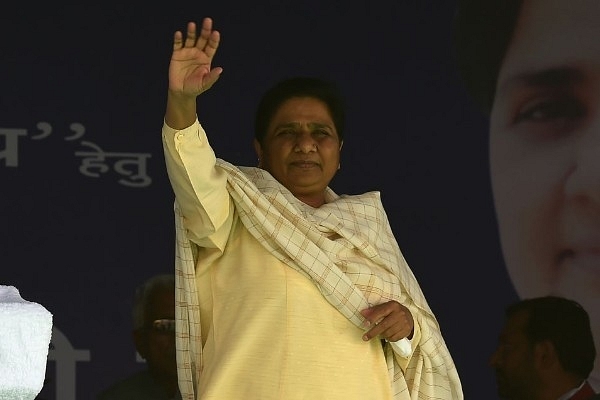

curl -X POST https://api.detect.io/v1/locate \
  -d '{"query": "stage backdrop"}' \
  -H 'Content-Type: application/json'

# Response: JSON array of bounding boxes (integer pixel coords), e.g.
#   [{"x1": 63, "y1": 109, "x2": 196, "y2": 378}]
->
[{"x1": 1, "y1": 1, "x2": 517, "y2": 399}]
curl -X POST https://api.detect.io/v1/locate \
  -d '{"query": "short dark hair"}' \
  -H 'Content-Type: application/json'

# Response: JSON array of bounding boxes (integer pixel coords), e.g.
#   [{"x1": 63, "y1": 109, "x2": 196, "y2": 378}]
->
[
  {"x1": 132, "y1": 274, "x2": 175, "y2": 330},
  {"x1": 452, "y1": 0, "x2": 523, "y2": 113},
  {"x1": 506, "y1": 296, "x2": 596, "y2": 379},
  {"x1": 253, "y1": 76, "x2": 346, "y2": 144}
]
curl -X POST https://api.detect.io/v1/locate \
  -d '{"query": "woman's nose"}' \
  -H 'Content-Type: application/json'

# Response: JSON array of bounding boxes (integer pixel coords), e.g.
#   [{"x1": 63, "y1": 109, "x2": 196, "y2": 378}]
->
[
  {"x1": 294, "y1": 131, "x2": 317, "y2": 153},
  {"x1": 564, "y1": 120, "x2": 600, "y2": 205}
]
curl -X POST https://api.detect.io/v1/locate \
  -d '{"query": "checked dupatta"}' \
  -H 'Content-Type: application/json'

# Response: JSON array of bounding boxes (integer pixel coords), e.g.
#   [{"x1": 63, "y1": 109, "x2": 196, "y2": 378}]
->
[{"x1": 174, "y1": 160, "x2": 463, "y2": 400}]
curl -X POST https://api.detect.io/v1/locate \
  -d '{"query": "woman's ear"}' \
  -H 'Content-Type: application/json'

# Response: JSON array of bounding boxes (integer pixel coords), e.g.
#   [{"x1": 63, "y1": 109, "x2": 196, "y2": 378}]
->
[
  {"x1": 338, "y1": 141, "x2": 343, "y2": 170},
  {"x1": 253, "y1": 139, "x2": 263, "y2": 167}
]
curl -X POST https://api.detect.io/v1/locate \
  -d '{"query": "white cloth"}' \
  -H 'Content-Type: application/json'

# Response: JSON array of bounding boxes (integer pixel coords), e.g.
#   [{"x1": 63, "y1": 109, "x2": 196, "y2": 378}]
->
[{"x1": 0, "y1": 285, "x2": 53, "y2": 400}]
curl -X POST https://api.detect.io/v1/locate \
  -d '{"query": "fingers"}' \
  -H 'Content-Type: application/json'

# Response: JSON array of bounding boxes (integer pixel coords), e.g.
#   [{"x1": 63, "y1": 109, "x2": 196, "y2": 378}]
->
[
  {"x1": 184, "y1": 21, "x2": 198, "y2": 48},
  {"x1": 197, "y1": 18, "x2": 220, "y2": 57},
  {"x1": 195, "y1": 18, "x2": 211, "y2": 50},
  {"x1": 360, "y1": 301, "x2": 414, "y2": 342},
  {"x1": 172, "y1": 21, "x2": 199, "y2": 51},
  {"x1": 172, "y1": 30, "x2": 183, "y2": 51},
  {"x1": 203, "y1": 31, "x2": 220, "y2": 59},
  {"x1": 372, "y1": 316, "x2": 411, "y2": 342},
  {"x1": 200, "y1": 67, "x2": 224, "y2": 92},
  {"x1": 172, "y1": 18, "x2": 220, "y2": 57}
]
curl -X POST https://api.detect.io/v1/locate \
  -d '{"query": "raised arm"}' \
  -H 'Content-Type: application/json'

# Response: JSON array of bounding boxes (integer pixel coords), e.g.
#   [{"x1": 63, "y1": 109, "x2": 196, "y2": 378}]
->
[{"x1": 165, "y1": 18, "x2": 223, "y2": 130}]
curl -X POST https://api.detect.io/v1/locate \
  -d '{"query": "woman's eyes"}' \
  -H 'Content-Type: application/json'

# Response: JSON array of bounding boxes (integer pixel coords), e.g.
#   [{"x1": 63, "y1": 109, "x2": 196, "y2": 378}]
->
[
  {"x1": 277, "y1": 129, "x2": 295, "y2": 136},
  {"x1": 510, "y1": 95, "x2": 589, "y2": 140},
  {"x1": 515, "y1": 97, "x2": 585, "y2": 124},
  {"x1": 276, "y1": 129, "x2": 331, "y2": 137},
  {"x1": 313, "y1": 129, "x2": 330, "y2": 136}
]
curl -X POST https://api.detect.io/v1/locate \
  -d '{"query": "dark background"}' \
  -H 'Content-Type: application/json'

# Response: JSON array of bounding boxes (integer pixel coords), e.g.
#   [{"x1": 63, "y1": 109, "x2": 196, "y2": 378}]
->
[{"x1": 1, "y1": 2, "x2": 517, "y2": 398}]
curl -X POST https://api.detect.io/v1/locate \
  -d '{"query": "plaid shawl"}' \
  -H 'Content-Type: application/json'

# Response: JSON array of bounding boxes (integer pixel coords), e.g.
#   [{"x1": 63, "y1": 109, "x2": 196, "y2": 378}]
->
[{"x1": 174, "y1": 160, "x2": 463, "y2": 400}]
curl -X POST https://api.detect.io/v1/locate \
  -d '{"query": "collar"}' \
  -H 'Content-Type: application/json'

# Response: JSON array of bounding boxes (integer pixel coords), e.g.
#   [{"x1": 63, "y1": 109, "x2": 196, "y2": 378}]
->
[{"x1": 561, "y1": 380, "x2": 596, "y2": 400}]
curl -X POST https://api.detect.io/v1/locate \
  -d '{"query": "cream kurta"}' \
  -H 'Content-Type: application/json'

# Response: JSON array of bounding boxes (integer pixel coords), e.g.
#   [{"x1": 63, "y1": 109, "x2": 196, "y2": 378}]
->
[
  {"x1": 194, "y1": 223, "x2": 392, "y2": 399},
  {"x1": 162, "y1": 120, "x2": 463, "y2": 400}
]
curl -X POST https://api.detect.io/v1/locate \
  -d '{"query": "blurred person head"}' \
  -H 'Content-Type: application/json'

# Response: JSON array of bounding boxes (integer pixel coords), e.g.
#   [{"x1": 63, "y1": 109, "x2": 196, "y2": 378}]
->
[
  {"x1": 132, "y1": 274, "x2": 177, "y2": 394},
  {"x1": 490, "y1": 296, "x2": 596, "y2": 399}
]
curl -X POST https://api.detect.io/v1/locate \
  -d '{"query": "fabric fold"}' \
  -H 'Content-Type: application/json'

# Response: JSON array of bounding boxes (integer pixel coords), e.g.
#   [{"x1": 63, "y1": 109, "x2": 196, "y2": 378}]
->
[{"x1": 174, "y1": 160, "x2": 463, "y2": 400}]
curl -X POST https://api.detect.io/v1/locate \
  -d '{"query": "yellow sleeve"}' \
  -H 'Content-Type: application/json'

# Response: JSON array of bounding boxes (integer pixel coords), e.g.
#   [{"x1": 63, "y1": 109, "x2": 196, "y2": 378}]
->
[{"x1": 162, "y1": 119, "x2": 232, "y2": 251}]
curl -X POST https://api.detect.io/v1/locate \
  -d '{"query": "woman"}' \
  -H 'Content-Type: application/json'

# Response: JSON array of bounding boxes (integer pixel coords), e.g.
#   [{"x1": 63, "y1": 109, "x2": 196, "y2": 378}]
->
[{"x1": 162, "y1": 17, "x2": 462, "y2": 400}]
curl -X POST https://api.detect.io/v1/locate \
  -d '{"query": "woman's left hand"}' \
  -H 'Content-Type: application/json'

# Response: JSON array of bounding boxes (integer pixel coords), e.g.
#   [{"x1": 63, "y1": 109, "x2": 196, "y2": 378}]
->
[{"x1": 360, "y1": 300, "x2": 414, "y2": 342}]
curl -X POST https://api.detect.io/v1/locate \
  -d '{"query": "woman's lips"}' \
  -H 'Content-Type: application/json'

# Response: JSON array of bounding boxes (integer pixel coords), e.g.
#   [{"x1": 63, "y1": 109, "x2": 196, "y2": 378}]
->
[
  {"x1": 558, "y1": 247, "x2": 600, "y2": 274},
  {"x1": 290, "y1": 161, "x2": 320, "y2": 169}
]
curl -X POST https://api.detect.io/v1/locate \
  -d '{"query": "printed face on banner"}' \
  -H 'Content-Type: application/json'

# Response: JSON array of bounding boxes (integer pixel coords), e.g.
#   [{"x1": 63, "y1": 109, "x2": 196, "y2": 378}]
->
[{"x1": 489, "y1": 0, "x2": 600, "y2": 387}]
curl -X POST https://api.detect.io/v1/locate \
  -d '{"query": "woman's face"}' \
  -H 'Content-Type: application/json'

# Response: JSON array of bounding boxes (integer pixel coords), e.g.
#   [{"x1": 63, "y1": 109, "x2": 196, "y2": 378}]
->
[
  {"x1": 254, "y1": 96, "x2": 342, "y2": 208},
  {"x1": 489, "y1": 0, "x2": 600, "y2": 384}
]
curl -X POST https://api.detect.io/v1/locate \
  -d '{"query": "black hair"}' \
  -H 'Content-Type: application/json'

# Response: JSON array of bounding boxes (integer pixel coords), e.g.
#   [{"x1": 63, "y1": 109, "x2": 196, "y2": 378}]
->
[
  {"x1": 452, "y1": 0, "x2": 523, "y2": 113},
  {"x1": 132, "y1": 274, "x2": 175, "y2": 330},
  {"x1": 505, "y1": 296, "x2": 596, "y2": 379},
  {"x1": 253, "y1": 76, "x2": 346, "y2": 145}
]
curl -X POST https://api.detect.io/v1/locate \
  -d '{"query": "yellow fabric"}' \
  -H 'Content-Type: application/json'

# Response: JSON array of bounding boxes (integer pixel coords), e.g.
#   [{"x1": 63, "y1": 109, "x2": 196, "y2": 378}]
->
[
  {"x1": 162, "y1": 120, "x2": 464, "y2": 400},
  {"x1": 195, "y1": 225, "x2": 392, "y2": 399}
]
